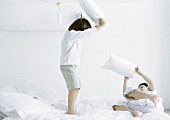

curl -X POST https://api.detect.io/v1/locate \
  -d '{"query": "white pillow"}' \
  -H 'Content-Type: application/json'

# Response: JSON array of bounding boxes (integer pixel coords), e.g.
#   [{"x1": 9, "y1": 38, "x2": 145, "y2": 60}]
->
[
  {"x1": 14, "y1": 79, "x2": 61, "y2": 105},
  {"x1": 0, "y1": 92, "x2": 54, "y2": 117},
  {"x1": 102, "y1": 54, "x2": 136, "y2": 78},
  {"x1": 0, "y1": 86, "x2": 18, "y2": 93},
  {"x1": 79, "y1": 0, "x2": 106, "y2": 25}
]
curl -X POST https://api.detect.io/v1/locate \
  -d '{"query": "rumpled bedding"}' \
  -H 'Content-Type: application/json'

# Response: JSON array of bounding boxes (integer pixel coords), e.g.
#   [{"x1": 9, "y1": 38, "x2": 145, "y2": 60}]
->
[{"x1": 2, "y1": 96, "x2": 170, "y2": 120}]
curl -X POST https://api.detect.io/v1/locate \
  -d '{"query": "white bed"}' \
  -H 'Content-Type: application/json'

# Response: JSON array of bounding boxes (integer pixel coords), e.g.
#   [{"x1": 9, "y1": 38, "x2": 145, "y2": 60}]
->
[{"x1": 0, "y1": 80, "x2": 170, "y2": 120}]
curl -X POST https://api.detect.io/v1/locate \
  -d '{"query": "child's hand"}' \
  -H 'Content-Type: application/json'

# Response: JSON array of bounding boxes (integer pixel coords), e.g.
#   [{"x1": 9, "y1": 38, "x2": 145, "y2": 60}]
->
[
  {"x1": 124, "y1": 76, "x2": 129, "y2": 80},
  {"x1": 99, "y1": 18, "x2": 106, "y2": 26},
  {"x1": 135, "y1": 67, "x2": 141, "y2": 75},
  {"x1": 135, "y1": 67, "x2": 139, "y2": 72},
  {"x1": 96, "y1": 18, "x2": 106, "y2": 31}
]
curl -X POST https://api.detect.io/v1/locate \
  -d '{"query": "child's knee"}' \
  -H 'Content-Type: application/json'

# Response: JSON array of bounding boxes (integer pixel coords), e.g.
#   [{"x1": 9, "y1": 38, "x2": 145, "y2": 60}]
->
[{"x1": 125, "y1": 93, "x2": 135, "y2": 99}]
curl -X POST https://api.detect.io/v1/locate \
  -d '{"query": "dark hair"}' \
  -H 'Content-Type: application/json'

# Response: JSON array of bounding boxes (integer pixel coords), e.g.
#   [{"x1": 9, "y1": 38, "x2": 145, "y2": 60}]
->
[
  {"x1": 68, "y1": 18, "x2": 92, "y2": 31},
  {"x1": 138, "y1": 83, "x2": 148, "y2": 88}
]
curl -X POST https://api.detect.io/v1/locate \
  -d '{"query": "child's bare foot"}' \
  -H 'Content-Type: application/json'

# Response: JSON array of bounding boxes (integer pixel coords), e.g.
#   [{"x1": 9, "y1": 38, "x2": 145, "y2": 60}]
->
[
  {"x1": 64, "y1": 111, "x2": 76, "y2": 115},
  {"x1": 131, "y1": 110, "x2": 143, "y2": 117},
  {"x1": 150, "y1": 95, "x2": 161, "y2": 103}
]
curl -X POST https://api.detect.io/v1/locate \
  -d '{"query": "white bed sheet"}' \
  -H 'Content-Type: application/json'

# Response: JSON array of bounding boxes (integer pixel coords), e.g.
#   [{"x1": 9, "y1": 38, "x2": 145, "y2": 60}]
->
[{"x1": 2, "y1": 96, "x2": 170, "y2": 120}]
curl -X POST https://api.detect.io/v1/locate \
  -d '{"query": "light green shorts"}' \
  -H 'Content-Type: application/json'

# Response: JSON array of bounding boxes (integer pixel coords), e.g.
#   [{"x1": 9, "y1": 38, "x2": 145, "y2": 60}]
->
[{"x1": 60, "y1": 65, "x2": 81, "y2": 91}]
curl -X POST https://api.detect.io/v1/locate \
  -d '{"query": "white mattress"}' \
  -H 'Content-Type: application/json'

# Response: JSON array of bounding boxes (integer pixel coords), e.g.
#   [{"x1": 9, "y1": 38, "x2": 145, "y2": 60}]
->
[{"x1": 2, "y1": 96, "x2": 170, "y2": 120}]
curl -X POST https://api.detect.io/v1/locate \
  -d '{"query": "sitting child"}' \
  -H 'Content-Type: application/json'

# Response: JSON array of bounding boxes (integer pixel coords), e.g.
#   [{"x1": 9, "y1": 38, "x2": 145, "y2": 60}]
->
[{"x1": 112, "y1": 67, "x2": 164, "y2": 117}]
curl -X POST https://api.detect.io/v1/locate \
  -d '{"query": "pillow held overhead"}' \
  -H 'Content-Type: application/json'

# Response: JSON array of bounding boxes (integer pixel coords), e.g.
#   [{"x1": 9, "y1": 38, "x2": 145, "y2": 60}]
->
[
  {"x1": 102, "y1": 54, "x2": 137, "y2": 78},
  {"x1": 79, "y1": 0, "x2": 106, "y2": 25}
]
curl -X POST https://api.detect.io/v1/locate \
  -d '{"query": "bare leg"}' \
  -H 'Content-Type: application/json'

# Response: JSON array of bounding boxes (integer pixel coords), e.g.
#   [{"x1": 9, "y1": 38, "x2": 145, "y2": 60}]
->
[
  {"x1": 112, "y1": 105, "x2": 143, "y2": 118},
  {"x1": 66, "y1": 88, "x2": 80, "y2": 114},
  {"x1": 125, "y1": 89, "x2": 160, "y2": 103}
]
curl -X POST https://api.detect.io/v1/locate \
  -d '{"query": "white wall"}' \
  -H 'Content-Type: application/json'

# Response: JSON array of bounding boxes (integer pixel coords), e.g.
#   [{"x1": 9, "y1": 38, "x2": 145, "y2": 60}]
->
[
  {"x1": 0, "y1": 0, "x2": 170, "y2": 109},
  {"x1": 159, "y1": 0, "x2": 170, "y2": 109}
]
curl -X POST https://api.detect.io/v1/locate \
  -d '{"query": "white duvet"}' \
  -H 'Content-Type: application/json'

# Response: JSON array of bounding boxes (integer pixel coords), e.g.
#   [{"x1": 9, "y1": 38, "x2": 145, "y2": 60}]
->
[{"x1": 2, "y1": 96, "x2": 170, "y2": 120}]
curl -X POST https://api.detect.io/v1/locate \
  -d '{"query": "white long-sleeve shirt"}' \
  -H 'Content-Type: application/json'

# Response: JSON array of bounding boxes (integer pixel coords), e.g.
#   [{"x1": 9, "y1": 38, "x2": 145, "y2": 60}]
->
[{"x1": 60, "y1": 27, "x2": 97, "y2": 65}]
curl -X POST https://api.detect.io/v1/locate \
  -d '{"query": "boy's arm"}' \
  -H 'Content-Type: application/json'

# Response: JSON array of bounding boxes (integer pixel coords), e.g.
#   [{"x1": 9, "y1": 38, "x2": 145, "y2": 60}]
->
[
  {"x1": 135, "y1": 67, "x2": 155, "y2": 91},
  {"x1": 70, "y1": 18, "x2": 106, "y2": 41},
  {"x1": 123, "y1": 77, "x2": 129, "y2": 96}
]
